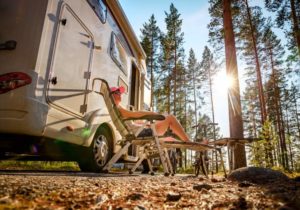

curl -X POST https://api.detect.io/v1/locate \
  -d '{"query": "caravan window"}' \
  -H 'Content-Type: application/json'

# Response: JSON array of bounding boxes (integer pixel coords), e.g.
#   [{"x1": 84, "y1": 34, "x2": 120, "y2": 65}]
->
[
  {"x1": 87, "y1": 0, "x2": 107, "y2": 23},
  {"x1": 110, "y1": 33, "x2": 128, "y2": 75}
]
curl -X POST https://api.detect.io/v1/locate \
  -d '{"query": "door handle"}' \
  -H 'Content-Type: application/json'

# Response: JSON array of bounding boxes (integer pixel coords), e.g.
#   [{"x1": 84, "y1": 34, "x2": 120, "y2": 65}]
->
[
  {"x1": 0, "y1": 40, "x2": 17, "y2": 50},
  {"x1": 50, "y1": 77, "x2": 57, "y2": 85}
]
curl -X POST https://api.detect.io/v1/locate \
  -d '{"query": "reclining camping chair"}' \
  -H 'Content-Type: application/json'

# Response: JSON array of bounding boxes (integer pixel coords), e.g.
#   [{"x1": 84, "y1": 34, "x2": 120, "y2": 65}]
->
[{"x1": 93, "y1": 78, "x2": 174, "y2": 175}]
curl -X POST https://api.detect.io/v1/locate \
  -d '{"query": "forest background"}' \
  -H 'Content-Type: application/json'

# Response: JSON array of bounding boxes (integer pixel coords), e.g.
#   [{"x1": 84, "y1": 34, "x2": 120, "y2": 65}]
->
[{"x1": 119, "y1": 0, "x2": 300, "y2": 172}]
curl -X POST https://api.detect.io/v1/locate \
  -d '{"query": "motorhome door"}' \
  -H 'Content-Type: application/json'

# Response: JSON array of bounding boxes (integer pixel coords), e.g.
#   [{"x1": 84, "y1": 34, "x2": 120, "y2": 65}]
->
[
  {"x1": 47, "y1": 5, "x2": 93, "y2": 116},
  {"x1": 129, "y1": 63, "x2": 140, "y2": 110}
]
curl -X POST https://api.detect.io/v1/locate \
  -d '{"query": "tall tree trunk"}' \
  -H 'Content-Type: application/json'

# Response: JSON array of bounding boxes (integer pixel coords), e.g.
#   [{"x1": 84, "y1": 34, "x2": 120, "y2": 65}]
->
[
  {"x1": 173, "y1": 30, "x2": 177, "y2": 115},
  {"x1": 285, "y1": 106, "x2": 294, "y2": 170},
  {"x1": 290, "y1": 0, "x2": 300, "y2": 56},
  {"x1": 279, "y1": 100, "x2": 289, "y2": 169},
  {"x1": 184, "y1": 75, "x2": 188, "y2": 169},
  {"x1": 192, "y1": 67, "x2": 198, "y2": 137},
  {"x1": 208, "y1": 66, "x2": 218, "y2": 172},
  {"x1": 244, "y1": 0, "x2": 267, "y2": 124},
  {"x1": 167, "y1": 68, "x2": 171, "y2": 114},
  {"x1": 150, "y1": 36, "x2": 154, "y2": 109},
  {"x1": 223, "y1": 0, "x2": 246, "y2": 169}
]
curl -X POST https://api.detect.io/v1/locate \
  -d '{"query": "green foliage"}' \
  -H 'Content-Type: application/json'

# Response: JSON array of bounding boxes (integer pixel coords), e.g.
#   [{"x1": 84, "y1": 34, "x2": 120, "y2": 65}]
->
[
  {"x1": 265, "y1": 0, "x2": 300, "y2": 62},
  {"x1": 140, "y1": 14, "x2": 161, "y2": 107},
  {"x1": 249, "y1": 120, "x2": 276, "y2": 167},
  {"x1": 0, "y1": 161, "x2": 80, "y2": 171},
  {"x1": 176, "y1": 165, "x2": 195, "y2": 174}
]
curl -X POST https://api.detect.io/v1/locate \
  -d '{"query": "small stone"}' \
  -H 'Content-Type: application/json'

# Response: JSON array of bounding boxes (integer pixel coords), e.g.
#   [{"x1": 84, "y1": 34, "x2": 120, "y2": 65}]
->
[
  {"x1": 193, "y1": 184, "x2": 213, "y2": 191},
  {"x1": 126, "y1": 193, "x2": 144, "y2": 201},
  {"x1": 96, "y1": 194, "x2": 108, "y2": 204},
  {"x1": 166, "y1": 192, "x2": 181, "y2": 201},
  {"x1": 170, "y1": 182, "x2": 177, "y2": 186}
]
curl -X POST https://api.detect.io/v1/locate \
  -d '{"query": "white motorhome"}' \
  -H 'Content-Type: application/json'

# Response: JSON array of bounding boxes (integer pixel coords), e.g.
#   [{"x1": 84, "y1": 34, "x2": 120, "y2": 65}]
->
[{"x1": 0, "y1": 0, "x2": 151, "y2": 172}]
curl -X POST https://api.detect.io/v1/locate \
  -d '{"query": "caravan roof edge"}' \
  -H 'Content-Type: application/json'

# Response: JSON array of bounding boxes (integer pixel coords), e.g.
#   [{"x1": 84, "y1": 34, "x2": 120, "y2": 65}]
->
[{"x1": 106, "y1": 1, "x2": 147, "y2": 62}]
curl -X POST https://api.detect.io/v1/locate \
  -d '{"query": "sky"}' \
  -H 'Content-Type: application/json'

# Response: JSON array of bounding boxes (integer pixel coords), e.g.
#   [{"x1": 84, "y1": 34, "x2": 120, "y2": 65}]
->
[{"x1": 118, "y1": 0, "x2": 267, "y2": 137}]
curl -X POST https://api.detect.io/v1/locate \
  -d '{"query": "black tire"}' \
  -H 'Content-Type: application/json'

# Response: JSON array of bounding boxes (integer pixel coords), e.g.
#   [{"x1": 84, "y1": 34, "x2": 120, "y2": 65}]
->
[
  {"x1": 141, "y1": 159, "x2": 150, "y2": 173},
  {"x1": 77, "y1": 127, "x2": 113, "y2": 172}
]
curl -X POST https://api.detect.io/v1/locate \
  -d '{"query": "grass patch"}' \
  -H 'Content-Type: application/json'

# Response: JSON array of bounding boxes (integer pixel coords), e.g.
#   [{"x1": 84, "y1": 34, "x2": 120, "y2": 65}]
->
[{"x1": 0, "y1": 160, "x2": 80, "y2": 171}]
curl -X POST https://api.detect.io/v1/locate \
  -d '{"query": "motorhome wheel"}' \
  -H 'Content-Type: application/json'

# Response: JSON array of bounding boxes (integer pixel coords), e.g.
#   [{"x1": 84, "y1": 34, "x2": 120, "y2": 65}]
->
[{"x1": 78, "y1": 127, "x2": 113, "y2": 172}]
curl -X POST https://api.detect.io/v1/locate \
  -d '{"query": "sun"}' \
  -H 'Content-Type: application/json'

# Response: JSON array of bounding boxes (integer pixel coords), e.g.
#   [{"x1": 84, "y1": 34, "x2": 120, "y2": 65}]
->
[{"x1": 213, "y1": 71, "x2": 234, "y2": 94}]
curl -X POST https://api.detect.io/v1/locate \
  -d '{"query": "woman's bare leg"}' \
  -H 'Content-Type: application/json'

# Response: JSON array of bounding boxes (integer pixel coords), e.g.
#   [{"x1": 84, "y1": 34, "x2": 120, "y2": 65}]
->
[{"x1": 154, "y1": 115, "x2": 189, "y2": 141}]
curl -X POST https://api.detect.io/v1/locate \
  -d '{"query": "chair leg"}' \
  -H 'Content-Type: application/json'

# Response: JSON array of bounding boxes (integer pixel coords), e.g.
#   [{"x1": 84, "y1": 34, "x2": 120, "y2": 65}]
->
[
  {"x1": 129, "y1": 153, "x2": 146, "y2": 174},
  {"x1": 201, "y1": 153, "x2": 209, "y2": 178},
  {"x1": 147, "y1": 158, "x2": 154, "y2": 175},
  {"x1": 150, "y1": 124, "x2": 170, "y2": 176},
  {"x1": 164, "y1": 148, "x2": 174, "y2": 175},
  {"x1": 103, "y1": 141, "x2": 131, "y2": 171},
  {"x1": 217, "y1": 148, "x2": 227, "y2": 178}
]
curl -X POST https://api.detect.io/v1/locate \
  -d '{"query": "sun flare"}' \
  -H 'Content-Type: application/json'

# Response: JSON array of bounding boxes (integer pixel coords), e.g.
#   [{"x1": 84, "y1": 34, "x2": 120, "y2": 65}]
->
[{"x1": 213, "y1": 71, "x2": 234, "y2": 94}]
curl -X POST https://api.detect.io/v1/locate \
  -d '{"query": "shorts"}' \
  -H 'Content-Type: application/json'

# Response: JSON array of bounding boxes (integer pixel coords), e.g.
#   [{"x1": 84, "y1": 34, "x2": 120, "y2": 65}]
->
[{"x1": 137, "y1": 128, "x2": 153, "y2": 137}]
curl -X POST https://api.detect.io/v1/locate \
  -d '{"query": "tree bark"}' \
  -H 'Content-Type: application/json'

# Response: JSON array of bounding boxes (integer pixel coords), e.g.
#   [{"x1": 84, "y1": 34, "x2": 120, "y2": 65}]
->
[
  {"x1": 173, "y1": 28, "x2": 177, "y2": 115},
  {"x1": 150, "y1": 36, "x2": 154, "y2": 109},
  {"x1": 223, "y1": 0, "x2": 247, "y2": 169},
  {"x1": 208, "y1": 65, "x2": 218, "y2": 172},
  {"x1": 192, "y1": 65, "x2": 198, "y2": 136}
]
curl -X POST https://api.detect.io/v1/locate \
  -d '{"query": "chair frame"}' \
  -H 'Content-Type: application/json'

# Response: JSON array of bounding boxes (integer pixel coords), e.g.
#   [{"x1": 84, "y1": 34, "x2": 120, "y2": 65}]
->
[{"x1": 93, "y1": 78, "x2": 173, "y2": 175}]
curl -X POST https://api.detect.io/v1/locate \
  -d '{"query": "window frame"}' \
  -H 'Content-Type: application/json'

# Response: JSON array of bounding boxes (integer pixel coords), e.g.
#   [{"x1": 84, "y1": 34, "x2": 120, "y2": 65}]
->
[
  {"x1": 110, "y1": 32, "x2": 128, "y2": 75},
  {"x1": 87, "y1": 0, "x2": 107, "y2": 24}
]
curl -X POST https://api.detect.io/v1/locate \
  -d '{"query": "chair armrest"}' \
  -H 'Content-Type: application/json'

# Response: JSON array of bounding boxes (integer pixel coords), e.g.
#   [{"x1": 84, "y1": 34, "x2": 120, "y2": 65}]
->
[{"x1": 124, "y1": 114, "x2": 165, "y2": 121}]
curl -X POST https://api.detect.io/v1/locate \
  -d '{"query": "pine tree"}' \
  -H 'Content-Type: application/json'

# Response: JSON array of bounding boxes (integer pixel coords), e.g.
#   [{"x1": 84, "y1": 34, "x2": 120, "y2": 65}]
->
[
  {"x1": 199, "y1": 46, "x2": 219, "y2": 142},
  {"x1": 262, "y1": 24, "x2": 289, "y2": 169},
  {"x1": 236, "y1": 2, "x2": 277, "y2": 166},
  {"x1": 140, "y1": 15, "x2": 161, "y2": 108},
  {"x1": 265, "y1": 0, "x2": 300, "y2": 59},
  {"x1": 241, "y1": 0, "x2": 267, "y2": 124},
  {"x1": 164, "y1": 3, "x2": 185, "y2": 115},
  {"x1": 186, "y1": 48, "x2": 202, "y2": 137},
  {"x1": 208, "y1": 0, "x2": 225, "y2": 54},
  {"x1": 156, "y1": 33, "x2": 172, "y2": 113}
]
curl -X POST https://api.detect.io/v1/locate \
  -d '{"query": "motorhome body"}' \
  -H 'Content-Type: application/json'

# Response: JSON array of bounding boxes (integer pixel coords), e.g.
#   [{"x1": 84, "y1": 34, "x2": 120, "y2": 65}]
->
[{"x1": 0, "y1": 0, "x2": 151, "y2": 172}]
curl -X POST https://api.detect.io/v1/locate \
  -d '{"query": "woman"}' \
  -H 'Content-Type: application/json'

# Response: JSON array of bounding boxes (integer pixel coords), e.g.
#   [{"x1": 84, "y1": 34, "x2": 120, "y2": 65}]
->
[{"x1": 110, "y1": 86, "x2": 191, "y2": 142}]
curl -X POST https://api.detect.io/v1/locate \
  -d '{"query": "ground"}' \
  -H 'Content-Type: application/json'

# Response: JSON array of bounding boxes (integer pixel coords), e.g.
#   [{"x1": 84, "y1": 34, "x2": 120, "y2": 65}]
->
[{"x1": 0, "y1": 171, "x2": 299, "y2": 209}]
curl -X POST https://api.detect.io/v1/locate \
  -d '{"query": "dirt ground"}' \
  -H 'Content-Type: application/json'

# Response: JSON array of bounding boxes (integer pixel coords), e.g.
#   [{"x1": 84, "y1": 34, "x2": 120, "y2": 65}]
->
[{"x1": 0, "y1": 171, "x2": 299, "y2": 209}]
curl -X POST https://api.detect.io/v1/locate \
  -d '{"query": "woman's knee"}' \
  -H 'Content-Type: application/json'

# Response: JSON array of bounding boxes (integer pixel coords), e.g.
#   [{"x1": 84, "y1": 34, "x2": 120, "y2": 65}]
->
[{"x1": 166, "y1": 114, "x2": 175, "y2": 120}]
